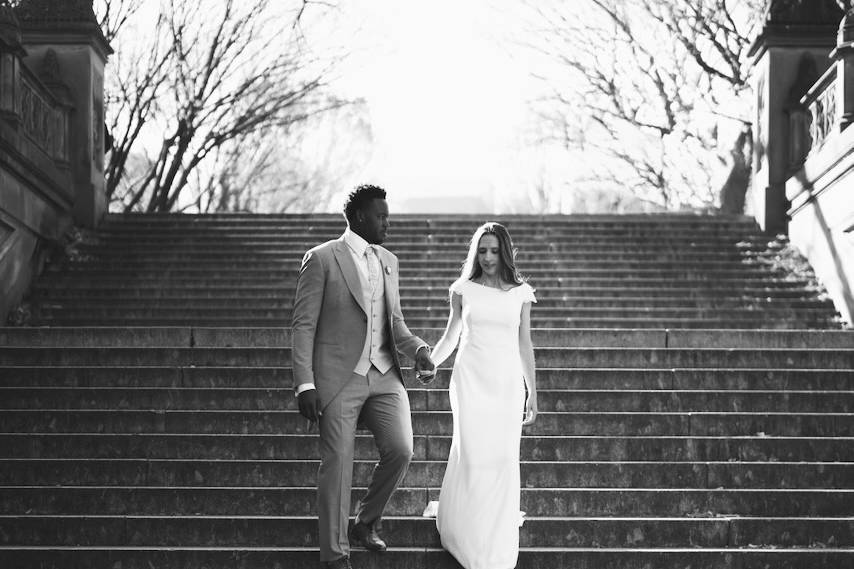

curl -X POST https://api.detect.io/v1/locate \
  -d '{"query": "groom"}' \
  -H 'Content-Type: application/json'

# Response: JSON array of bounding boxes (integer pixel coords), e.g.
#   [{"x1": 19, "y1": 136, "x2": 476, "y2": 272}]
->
[{"x1": 292, "y1": 184, "x2": 434, "y2": 569}]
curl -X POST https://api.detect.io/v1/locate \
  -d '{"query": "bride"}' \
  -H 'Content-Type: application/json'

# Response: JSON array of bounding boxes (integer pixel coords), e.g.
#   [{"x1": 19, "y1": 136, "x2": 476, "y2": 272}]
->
[{"x1": 426, "y1": 221, "x2": 537, "y2": 569}]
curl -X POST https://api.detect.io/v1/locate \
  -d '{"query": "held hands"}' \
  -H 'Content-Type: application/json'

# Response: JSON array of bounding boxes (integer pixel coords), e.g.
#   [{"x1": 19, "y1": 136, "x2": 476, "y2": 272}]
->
[
  {"x1": 414, "y1": 345, "x2": 436, "y2": 385},
  {"x1": 297, "y1": 389, "x2": 323, "y2": 426},
  {"x1": 522, "y1": 392, "x2": 538, "y2": 426}
]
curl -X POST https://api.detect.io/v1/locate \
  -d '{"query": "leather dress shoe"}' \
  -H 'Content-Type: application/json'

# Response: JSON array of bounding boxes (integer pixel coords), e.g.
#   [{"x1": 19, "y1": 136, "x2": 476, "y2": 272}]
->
[
  {"x1": 349, "y1": 520, "x2": 387, "y2": 552},
  {"x1": 323, "y1": 555, "x2": 352, "y2": 569}
]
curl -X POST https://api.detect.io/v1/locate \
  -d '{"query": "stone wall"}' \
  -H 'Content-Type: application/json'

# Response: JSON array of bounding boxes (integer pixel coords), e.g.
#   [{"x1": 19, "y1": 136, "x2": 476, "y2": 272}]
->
[
  {"x1": 751, "y1": 1, "x2": 854, "y2": 325},
  {"x1": 786, "y1": 125, "x2": 854, "y2": 324},
  {"x1": 0, "y1": 1, "x2": 110, "y2": 322}
]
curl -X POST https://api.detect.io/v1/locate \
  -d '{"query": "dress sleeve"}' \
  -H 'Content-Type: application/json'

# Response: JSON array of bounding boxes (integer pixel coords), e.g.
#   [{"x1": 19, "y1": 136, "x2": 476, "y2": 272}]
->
[
  {"x1": 449, "y1": 279, "x2": 468, "y2": 296},
  {"x1": 517, "y1": 282, "x2": 537, "y2": 303}
]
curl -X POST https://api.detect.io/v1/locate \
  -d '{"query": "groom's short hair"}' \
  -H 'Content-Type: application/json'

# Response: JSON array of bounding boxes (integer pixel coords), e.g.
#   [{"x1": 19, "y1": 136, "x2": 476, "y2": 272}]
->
[{"x1": 344, "y1": 184, "x2": 387, "y2": 223}]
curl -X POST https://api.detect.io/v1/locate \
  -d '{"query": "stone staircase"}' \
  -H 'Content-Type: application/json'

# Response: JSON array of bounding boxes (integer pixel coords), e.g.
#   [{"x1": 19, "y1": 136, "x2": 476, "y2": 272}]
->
[{"x1": 1, "y1": 212, "x2": 853, "y2": 568}]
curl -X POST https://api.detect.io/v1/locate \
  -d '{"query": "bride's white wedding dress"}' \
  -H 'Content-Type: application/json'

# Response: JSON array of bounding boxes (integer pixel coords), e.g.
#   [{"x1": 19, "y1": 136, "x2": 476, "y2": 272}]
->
[{"x1": 436, "y1": 279, "x2": 536, "y2": 569}]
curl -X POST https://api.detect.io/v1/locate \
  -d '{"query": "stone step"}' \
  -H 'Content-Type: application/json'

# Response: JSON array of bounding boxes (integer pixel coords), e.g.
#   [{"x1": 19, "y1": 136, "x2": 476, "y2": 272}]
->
[
  {"x1": 78, "y1": 242, "x2": 769, "y2": 258},
  {"x1": 31, "y1": 296, "x2": 834, "y2": 311},
  {"x1": 31, "y1": 282, "x2": 823, "y2": 300},
  {"x1": 72, "y1": 248, "x2": 768, "y2": 263},
  {"x1": 1, "y1": 547, "x2": 853, "y2": 569},
  {"x1": 1, "y1": 366, "x2": 850, "y2": 390},
  {"x1": 84, "y1": 234, "x2": 772, "y2": 248},
  {"x1": 79, "y1": 251, "x2": 771, "y2": 267},
  {"x1": 31, "y1": 287, "x2": 828, "y2": 305},
  {"x1": 4, "y1": 327, "x2": 852, "y2": 349},
  {"x1": 61, "y1": 262, "x2": 788, "y2": 278},
  {"x1": 35, "y1": 273, "x2": 812, "y2": 289},
  {"x1": 3, "y1": 514, "x2": 854, "y2": 548},
  {"x1": 1, "y1": 433, "x2": 851, "y2": 461},
  {"x1": 100, "y1": 212, "x2": 757, "y2": 224},
  {"x1": 2, "y1": 346, "x2": 850, "y2": 368},
  {"x1": 26, "y1": 316, "x2": 840, "y2": 329},
  {"x1": 100, "y1": 211, "x2": 756, "y2": 221},
  {"x1": 28, "y1": 295, "x2": 835, "y2": 314},
  {"x1": 86, "y1": 229, "x2": 764, "y2": 244},
  {"x1": 29, "y1": 313, "x2": 839, "y2": 331},
  {"x1": 1, "y1": 459, "x2": 850, "y2": 489},
  {"x1": 55, "y1": 263, "x2": 788, "y2": 277},
  {"x1": 4, "y1": 547, "x2": 854, "y2": 569},
  {"x1": 25, "y1": 296, "x2": 836, "y2": 322},
  {"x1": 2, "y1": 409, "x2": 850, "y2": 437},
  {"x1": 97, "y1": 220, "x2": 760, "y2": 231},
  {"x1": 1, "y1": 386, "x2": 852, "y2": 414},
  {"x1": 93, "y1": 221, "x2": 760, "y2": 233},
  {"x1": 30, "y1": 299, "x2": 836, "y2": 324},
  {"x1": 92, "y1": 219, "x2": 761, "y2": 232},
  {"x1": 0, "y1": 486, "x2": 852, "y2": 517}
]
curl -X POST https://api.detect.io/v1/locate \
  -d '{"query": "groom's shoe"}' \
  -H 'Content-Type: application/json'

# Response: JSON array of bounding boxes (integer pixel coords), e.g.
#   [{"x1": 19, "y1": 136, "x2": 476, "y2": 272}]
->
[
  {"x1": 349, "y1": 520, "x2": 387, "y2": 552},
  {"x1": 323, "y1": 555, "x2": 353, "y2": 569}
]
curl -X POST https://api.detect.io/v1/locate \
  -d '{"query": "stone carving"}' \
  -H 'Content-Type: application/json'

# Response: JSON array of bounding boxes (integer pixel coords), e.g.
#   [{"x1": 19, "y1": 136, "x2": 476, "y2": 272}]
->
[
  {"x1": 39, "y1": 49, "x2": 61, "y2": 84},
  {"x1": 38, "y1": 48, "x2": 73, "y2": 107},
  {"x1": 20, "y1": 71, "x2": 69, "y2": 161},
  {"x1": 808, "y1": 78, "x2": 838, "y2": 153}
]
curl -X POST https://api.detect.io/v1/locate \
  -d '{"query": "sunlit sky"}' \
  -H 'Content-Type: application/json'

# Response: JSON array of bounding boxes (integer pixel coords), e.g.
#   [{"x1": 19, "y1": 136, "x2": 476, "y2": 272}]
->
[
  {"x1": 312, "y1": 0, "x2": 567, "y2": 212},
  {"x1": 115, "y1": 0, "x2": 580, "y2": 213},
  {"x1": 108, "y1": 1, "x2": 753, "y2": 213}
]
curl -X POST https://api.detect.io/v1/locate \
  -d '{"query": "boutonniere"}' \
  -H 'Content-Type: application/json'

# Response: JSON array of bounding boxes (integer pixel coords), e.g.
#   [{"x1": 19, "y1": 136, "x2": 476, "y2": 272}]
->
[{"x1": 385, "y1": 266, "x2": 392, "y2": 275}]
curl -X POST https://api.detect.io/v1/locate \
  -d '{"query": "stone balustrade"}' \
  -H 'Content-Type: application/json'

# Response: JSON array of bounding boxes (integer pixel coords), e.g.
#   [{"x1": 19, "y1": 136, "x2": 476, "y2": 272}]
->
[
  {"x1": 18, "y1": 63, "x2": 69, "y2": 163},
  {"x1": 801, "y1": 65, "x2": 839, "y2": 156},
  {"x1": 784, "y1": 9, "x2": 854, "y2": 326}
]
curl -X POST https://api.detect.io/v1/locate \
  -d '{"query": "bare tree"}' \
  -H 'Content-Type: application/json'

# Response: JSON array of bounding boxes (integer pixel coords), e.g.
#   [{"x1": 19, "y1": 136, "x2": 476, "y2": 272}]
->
[
  {"x1": 99, "y1": 0, "x2": 346, "y2": 213},
  {"x1": 522, "y1": 0, "x2": 764, "y2": 211},
  {"x1": 94, "y1": 0, "x2": 142, "y2": 44},
  {"x1": 187, "y1": 97, "x2": 373, "y2": 214}
]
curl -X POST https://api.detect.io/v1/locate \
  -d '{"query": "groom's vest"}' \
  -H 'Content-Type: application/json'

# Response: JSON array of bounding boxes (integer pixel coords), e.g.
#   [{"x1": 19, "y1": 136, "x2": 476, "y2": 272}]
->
[{"x1": 353, "y1": 252, "x2": 394, "y2": 376}]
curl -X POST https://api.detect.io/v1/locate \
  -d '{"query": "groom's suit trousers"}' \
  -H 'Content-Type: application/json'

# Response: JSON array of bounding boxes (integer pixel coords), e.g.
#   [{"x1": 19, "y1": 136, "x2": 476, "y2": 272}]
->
[{"x1": 317, "y1": 365, "x2": 413, "y2": 561}]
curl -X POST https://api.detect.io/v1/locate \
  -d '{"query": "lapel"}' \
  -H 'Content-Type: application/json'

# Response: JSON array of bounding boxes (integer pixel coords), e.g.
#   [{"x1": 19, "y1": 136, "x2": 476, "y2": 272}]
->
[
  {"x1": 376, "y1": 248, "x2": 396, "y2": 313},
  {"x1": 332, "y1": 238, "x2": 368, "y2": 315}
]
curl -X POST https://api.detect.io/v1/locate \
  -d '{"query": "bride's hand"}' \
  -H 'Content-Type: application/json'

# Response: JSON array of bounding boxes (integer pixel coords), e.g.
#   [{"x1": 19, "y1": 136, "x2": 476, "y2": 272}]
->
[{"x1": 522, "y1": 393, "x2": 537, "y2": 426}]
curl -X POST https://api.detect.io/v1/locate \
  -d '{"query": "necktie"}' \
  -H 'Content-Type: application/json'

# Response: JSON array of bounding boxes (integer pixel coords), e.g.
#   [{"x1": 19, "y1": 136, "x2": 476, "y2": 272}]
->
[{"x1": 365, "y1": 245, "x2": 379, "y2": 295}]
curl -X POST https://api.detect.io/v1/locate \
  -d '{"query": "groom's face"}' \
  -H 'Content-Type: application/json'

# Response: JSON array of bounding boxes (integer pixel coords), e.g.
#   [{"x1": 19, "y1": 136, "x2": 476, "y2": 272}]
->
[{"x1": 355, "y1": 198, "x2": 390, "y2": 245}]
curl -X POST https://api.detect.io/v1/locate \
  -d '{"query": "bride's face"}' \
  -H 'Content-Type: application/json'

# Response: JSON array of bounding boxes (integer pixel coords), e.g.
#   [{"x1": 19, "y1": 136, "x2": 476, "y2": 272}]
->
[{"x1": 477, "y1": 234, "x2": 502, "y2": 278}]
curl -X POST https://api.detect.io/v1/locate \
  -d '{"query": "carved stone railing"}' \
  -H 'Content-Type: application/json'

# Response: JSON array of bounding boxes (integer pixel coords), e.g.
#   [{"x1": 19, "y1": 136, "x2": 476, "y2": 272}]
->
[
  {"x1": 801, "y1": 65, "x2": 838, "y2": 157},
  {"x1": 18, "y1": 62, "x2": 69, "y2": 163}
]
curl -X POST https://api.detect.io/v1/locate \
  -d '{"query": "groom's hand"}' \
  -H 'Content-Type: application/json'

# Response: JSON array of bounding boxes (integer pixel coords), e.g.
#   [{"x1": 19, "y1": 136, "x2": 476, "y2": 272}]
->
[
  {"x1": 297, "y1": 389, "x2": 322, "y2": 425},
  {"x1": 414, "y1": 346, "x2": 436, "y2": 384}
]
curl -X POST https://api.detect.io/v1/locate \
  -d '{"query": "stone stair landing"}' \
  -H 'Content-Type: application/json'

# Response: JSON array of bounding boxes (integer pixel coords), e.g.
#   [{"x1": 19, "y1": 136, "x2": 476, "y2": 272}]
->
[{"x1": 28, "y1": 213, "x2": 840, "y2": 329}]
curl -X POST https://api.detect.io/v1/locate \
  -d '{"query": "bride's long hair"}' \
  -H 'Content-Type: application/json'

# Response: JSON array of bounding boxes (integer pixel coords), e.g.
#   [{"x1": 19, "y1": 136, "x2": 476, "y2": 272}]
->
[{"x1": 458, "y1": 222, "x2": 524, "y2": 286}]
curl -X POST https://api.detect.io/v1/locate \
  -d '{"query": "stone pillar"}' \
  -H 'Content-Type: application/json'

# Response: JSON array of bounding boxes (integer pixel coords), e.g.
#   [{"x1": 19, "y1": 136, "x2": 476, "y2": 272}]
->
[
  {"x1": 833, "y1": 9, "x2": 854, "y2": 130},
  {"x1": 748, "y1": 0, "x2": 843, "y2": 233},
  {"x1": 0, "y1": 5, "x2": 24, "y2": 126},
  {"x1": 16, "y1": 0, "x2": 112, "y2": 228}
]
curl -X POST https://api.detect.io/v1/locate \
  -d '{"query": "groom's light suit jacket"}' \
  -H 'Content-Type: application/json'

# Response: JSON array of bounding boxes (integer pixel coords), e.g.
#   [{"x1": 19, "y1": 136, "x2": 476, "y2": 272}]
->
[{"x1": 292, "y1": 236, "x2": 424, "y2": 406}]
